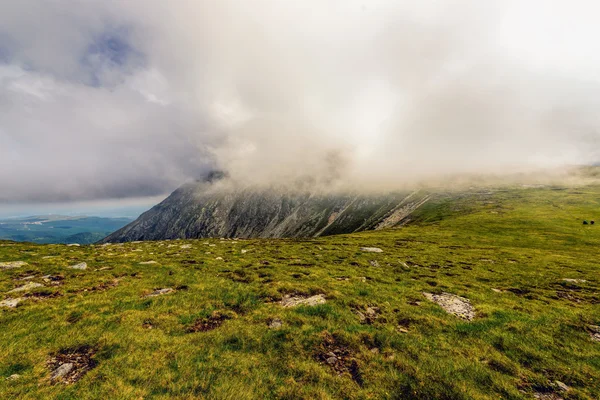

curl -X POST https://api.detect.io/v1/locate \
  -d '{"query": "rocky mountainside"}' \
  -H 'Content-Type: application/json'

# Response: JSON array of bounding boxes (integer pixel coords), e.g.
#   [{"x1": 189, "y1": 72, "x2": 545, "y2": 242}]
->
[{"x1": 101, "y1": 181, "x2": 431, "y2": 242}]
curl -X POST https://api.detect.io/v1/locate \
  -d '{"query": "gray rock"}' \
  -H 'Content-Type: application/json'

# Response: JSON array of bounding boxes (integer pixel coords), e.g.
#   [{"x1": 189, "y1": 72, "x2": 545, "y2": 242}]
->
[
  {"x1": 360, "y1": 247, "x2": 383, "y2": 253},
  {"x1": 268, "y1": 318, "x2": 283, "y2": 329},
  {"x1": 51, "y1": 363, "x2": 74, "y2": 381},
  {"x1": 6, "y1": 374, "x2": 21, "y2": 381},
  {"x1": 9, "y1": 282, "x2": 44, "y2": 293},
  {"x1": 0, "y1": 261, "x2": 28, "y2": 269},
  {"x1": 0, "y1": 298, "x2": 23, "y2": 308},
  {"x1": 68, "y1": 262, "x2": 87, "y2": 270},
  {"x1": 326, "y1": 356, "x2": 338, "y2": 365},
  {"x1": 66, "y1": 244, "x2": 80, "y2": 247},
  {"x1": 280, "y1": 294, "x2": 326, "y2": 307},
  {"x1": 139, "y1": 261, "x2": 158, "y2": 265},
  {"x1": 144, "y1": 288, "x2": 174, "y2": 298},
  {"x1": 369, "y1": 260, "x2": 380, "y2": 267},
  {"x1": 423, "y1": 292, "x2": 475, "y2": 320},
  {"x1": 553, "y1": 381, "x2": 569, "y2": 392},
  {"x1": 562, "y1": 278, "x2": 586, "y2": 283}
]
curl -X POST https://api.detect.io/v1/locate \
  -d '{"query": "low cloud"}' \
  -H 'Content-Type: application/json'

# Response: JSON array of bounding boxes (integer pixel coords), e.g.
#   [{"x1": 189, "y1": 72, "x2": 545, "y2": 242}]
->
[{"x1": 1, "y1": 1, "x2": 600, "y2": 202}]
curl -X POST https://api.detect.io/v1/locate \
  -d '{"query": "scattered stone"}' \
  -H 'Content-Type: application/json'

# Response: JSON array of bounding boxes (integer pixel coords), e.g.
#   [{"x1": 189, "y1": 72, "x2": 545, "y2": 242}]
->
[
  {"x1": 369, "y1": 260, "x2": 380, "y2": 267},
  {"x1": 17, "y1": 275, "x2": 36, "y2": 281},
  {"x1": 360, "y1": 247, "x2": 383, "y2": 253},
  {"x1": 358, "y1": 276, "x2": 367, "y2": 282},
  {"x1": 68, "y1": 262, "x2": 87, "y2": 270},
  {"x1": 66, "y1": 244, "x2": 80, "y2": 247},
  {"x1": 139, "y1": 261, "x2": 158, "y2": 265},
  {"x1": 144, "y1": 288, "x2": 174, "y2": 298},
  {"x1": 280, "y1": 294, "x2": 326, "y2": 307},
  {"x1": 370, "y1": 347, "x2": 380, "y2": 354},
  {"x1": 553, "y1": 381, "x2": 569, "y2": 392},
  {"x1": 491, "y1": 288, "x2": 504, "y2": 293},
  {"x1": 96, "y1": 267, "x2": 112, "y2": 271},
  {"x1": 9, "y1": 282, "x2": 44, "y2": 293},
  {"x1": 6, "y1": 374, "x2": 21, "y2": 381},
  {"x1": 0, "y1": 261, "x2": 28, "y2": 269},
  {"x1": 241, "y1": 249, "x2": 249, "y2": 254},
  {"x1": 47, "y1": 345, "x2": 96, "y2": 384},
  {"x1": 215, "y1": 257, "x2": 223, "y2": 261},
  {"x1": 180, "y1": 244, "x2": 192, "y2": 249},
  {"x1": 336, "y1": 276, "x2": 350, "y2": 281},
  {"x1": 268, "y1": 318, "x2": 283, "y2": 329},
  {"x1": 423, "y1": 292, "x2": 475, "y2": 320},
  {"x1": 588, "y1": 325, "x2": 600, "y2": 342},
  {"x1": 355, "y1": 306, "x2": 380, "y2": 324},
  {"x1": 397, "y1": 326, "x2": 409, "y2": 333},
  {"x1": 562, "y1": 278, "x2": 586, "y2": 283},
  {"x1": 0, "y1": 298, "x2": 23, "y2": 308},
  {"x1": 42, "y1": 256, "x2": 57, "y2": 259},
  {"x1": 42, "y1": 275, "x2": 64, "y2": 285},
  {"x1": 533, "y1": 393, "x2": 564, "y2": 400}
]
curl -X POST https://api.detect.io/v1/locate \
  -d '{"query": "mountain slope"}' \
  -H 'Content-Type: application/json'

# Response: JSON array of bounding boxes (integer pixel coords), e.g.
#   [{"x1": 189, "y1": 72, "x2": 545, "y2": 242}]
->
[{"x1": 102, "y1": 182, "x2": 431, "y2": 242}]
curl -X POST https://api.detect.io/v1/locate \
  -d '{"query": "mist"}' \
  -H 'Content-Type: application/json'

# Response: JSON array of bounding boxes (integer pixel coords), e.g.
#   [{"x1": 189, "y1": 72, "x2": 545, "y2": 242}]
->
[{"x1": 1, "y1": 0, "x2": 600, "y2": 203}]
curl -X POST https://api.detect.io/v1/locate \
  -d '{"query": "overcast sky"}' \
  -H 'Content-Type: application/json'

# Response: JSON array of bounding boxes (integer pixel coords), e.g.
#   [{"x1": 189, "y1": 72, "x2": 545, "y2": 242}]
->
[{"x1": 1, "y1": 1, "x2": 600, "y2": 215}]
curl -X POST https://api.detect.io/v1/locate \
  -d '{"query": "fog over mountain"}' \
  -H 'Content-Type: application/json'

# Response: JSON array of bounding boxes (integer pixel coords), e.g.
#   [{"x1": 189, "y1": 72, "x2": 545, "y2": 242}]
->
[{"x1": 1, "y1": 1, "x2": 600, "y2": 205}]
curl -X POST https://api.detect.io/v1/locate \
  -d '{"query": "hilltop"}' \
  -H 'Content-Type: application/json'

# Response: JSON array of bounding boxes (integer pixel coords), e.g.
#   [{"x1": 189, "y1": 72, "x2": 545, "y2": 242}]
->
[{"x1": 1, "y1": 185, "x2": 599, "y2": 399}]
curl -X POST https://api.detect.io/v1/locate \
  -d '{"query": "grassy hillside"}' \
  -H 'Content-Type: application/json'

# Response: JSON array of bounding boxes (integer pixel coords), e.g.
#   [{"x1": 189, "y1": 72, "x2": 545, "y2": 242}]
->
[{"x1": 1, "y1": 185, "x2": 599, "y2": 399}]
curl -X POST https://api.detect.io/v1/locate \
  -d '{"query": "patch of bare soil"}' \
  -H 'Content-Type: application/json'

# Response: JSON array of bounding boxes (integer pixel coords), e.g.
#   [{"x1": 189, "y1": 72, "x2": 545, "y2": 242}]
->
[
  {"x1": 47, "y1": 345, "x2": 96, "y2": 384},
  {"x1": 423, "y1": 292, "x2": 475, "y2": 320},
  {"x1": 316, "y1": 332, "x2": 363, "y2": 386},
  {"x1": 187, "y1": 311, "x2": 230, "y2": 333}
]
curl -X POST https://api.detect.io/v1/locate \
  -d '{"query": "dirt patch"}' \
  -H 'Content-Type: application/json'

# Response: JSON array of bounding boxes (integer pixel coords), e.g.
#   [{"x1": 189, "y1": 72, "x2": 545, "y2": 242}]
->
[
  {"x1": 316, "y1": 332, "x2": 363, "y2": 386},
  {"x1": 423, "y1": 292, "x2": 475, "y2": 320},
  {"x1": 187, "y1": 311, "x2": 230, "y2": 333},
  {"x1": 47, "y1": 345, "x2": 96, "y2": 384},
  {"x1": 280, "y1": 294, "x2": 326, "y2": 307}
]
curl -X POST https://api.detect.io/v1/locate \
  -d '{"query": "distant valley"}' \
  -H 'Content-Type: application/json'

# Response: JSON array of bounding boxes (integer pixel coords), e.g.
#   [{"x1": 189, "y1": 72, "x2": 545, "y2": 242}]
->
[{"x1": 0, "y1": 215, "x2": 133, "y2": 244}]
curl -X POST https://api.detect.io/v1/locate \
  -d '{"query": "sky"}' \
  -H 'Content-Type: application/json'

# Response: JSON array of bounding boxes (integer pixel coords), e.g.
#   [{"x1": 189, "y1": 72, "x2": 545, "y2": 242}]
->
[{"x1": 1, "y1": 1, "x2": 600, "y2": 217}]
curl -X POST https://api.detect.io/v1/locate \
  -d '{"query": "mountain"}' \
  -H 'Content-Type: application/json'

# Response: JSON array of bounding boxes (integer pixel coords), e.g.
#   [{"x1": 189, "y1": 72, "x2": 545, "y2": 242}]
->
[
  {"x1": 0, "y1": 215, "x2": 133, "y2": 244},
  {"x1": 101, "y1": 181, "x2": 431, "y2": 243}
]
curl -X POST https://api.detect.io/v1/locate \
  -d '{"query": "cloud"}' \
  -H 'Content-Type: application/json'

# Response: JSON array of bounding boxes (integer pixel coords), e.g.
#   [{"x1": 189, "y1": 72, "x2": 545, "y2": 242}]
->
[{"x1": 1, "y1": 0, "x2": 600, "y2": 202}]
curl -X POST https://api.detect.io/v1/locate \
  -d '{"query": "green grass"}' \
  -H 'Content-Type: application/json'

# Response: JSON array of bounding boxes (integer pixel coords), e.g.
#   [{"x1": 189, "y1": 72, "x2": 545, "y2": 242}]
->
[{"x1": 1, "y1": 185, "x2": 599, "y2": 399}]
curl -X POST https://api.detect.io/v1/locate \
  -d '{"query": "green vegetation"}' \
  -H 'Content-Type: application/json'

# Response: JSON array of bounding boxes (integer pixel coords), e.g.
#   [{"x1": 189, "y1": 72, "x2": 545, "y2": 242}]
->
[{"x1": 1, "y1": 185, "x2": 599, "y2": 399}]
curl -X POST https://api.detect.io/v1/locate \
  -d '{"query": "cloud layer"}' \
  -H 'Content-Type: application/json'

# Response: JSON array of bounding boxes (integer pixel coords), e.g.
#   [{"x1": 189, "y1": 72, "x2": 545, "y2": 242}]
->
[{"x1": 1, "y1": 0, "x2": 600, "y2": 202}]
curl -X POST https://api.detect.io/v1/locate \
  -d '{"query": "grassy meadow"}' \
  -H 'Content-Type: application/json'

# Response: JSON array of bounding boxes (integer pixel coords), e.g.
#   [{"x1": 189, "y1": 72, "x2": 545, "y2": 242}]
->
[{"x1": 1, "y1": 185, "x2": 599, "y2": 399}]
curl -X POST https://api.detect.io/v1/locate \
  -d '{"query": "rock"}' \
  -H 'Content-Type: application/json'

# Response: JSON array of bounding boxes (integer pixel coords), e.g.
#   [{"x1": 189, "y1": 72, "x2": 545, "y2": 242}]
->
[
  {"x1": 280, "y1": 294, "x2": 326, "y2": 307},
  {"x1": 370, "y1": 348, "x2": 380, "y2": 354},
  {"x1": 268, "y1": 318, "x2": 283, "y2": 329},
  {"x1": 562, "y1": 278, "x2": 586, "y2": 283},
  {"x1": 6, "y1": 374, "x2": 21, "y2": 381},
  {"x1": 66, "y1": 244, "x2": 80, "y2": 247},
  {"x1": 241, "y1": 249, "x2": 249, "y2": 254},
  {"x1": 553, "y1": 381, "x2": 569, "y2": 392},
  {"x1": 68, "y1": 262, "x2": 87, "y2": 270},
  {"x1": 17, "y1": 275, "x2": 37, "y2": 281},
  {"x1": 144, "y1": 288, "x2": 174, "y2": 298},
  {"x1": 215, "y1": 257, "x2": 223, "y2": 260},
  {"x1": 360, "y1": 247, "x2": 383, "y2": 253},
  {"x1": 50, "y1": 363, "x2": 74, "y2": 381},
  {"x1": 0, "y1": 261, "x2": 28, "y2": 269},
  {"x1": 326, "y1": 356, "x2": 338, "y2": 365},
  {"x1": 491, "y1": 288, "x2": 503, "y2": 293},
  {"x1": 397, "y1": 326, "x2": 409, "y2": 333},
  {"x1": 0, "y1": 298, "x2": 23, "y2": 308},
  {"x1": 588, "y1": 325, "x2": 600, "y2": 342},
  {"x1": 139, "y1": 261, "x2": 158, "y2": 265},
  {"x1": 423, "y1": 292, "x2": 475, "y2": 320},
  {"x1": 369, "y1": 260, "x2": 380, "y2": 267},
  {"x1": 180, "y1": 244, "x2": 192, "y2": 249},
  {"x1": 9, "y1": 282, "x2": 44, "y2": 293}
]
